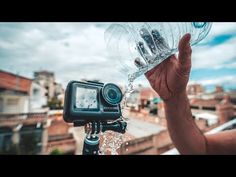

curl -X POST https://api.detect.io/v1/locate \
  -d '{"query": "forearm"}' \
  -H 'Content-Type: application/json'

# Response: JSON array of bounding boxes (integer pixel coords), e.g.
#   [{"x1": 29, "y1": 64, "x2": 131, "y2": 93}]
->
[{"x1": 164, "y1": 91, "x2": 207, "y2": 154}]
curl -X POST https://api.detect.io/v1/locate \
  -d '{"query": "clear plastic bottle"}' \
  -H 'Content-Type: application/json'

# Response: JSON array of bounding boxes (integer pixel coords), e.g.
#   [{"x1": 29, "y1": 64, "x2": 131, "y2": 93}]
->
[{"x1": 104, "y1": 22, "x2": 212, "y2": 82}]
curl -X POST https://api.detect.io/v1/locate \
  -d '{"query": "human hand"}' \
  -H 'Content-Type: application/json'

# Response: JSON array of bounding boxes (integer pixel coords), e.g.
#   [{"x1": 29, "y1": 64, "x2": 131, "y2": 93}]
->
[{"x1": 143, "y1": 33, "x2": 192, "y2": 101}]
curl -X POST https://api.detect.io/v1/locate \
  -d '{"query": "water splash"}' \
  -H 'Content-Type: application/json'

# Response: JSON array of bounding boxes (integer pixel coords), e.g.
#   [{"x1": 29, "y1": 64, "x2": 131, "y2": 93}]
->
[
  {"x1": 99, "y1": 131, "x2": 124, "y2": 155},
  {"x1": 99, "y1": 74, "x2": 136, "y2": 155}
]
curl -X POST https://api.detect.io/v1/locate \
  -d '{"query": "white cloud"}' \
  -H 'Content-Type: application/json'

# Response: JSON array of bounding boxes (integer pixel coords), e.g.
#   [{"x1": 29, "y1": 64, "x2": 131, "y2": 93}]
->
[
  {"x1": 1, "y1": 22, "x2": 236, "y2": 89},
  {"x1": 0, "y1": 23, "x2": 127, "y2": 88},
  {"x1": 189, "y1": 75, "x2": 236, "y2": 86},
  {"x1": 192, "y1": 36, "x2": 236, "y2": 69},
  {"x1": 191, "y1": 22, "x2": 236, "y2": 70},
  {"x1": 201, "y1": 22, "x2": 236, "y2": 43}
]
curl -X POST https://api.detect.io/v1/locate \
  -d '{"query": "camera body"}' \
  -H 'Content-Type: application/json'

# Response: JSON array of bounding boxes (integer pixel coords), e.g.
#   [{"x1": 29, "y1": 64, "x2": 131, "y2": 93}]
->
[{"x1": 63, "y1": 80, "x2": 123, "y2": 125}]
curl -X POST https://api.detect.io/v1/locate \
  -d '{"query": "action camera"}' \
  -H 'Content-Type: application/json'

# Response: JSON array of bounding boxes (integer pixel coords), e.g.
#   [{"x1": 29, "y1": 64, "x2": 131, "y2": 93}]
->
[{"x1": 63, "y1": 80, "x2": 123, "y2": 125}]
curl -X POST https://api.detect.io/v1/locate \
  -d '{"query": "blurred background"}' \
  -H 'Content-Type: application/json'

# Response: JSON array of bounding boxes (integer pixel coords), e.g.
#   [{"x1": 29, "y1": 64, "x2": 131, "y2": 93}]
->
[{"x1": 0, "y1": 22, "x2": 236, "y2": 155}]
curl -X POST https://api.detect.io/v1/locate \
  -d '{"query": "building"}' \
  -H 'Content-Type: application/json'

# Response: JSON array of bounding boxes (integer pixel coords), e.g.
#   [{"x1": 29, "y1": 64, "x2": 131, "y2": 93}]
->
[
  {"x1": 194, "y1": 112, "x2": 218, "y2": 126},
  {"x1": 187, "y1": 84, "x2": 205, "y2": 96},
  {"x1": 216, "y1": 95, "x2": 235, "y2": 124},
  {"x1": 213, "y1": 85, "x2": 224, "y2": 93},
  {"x1": 0, "y1": 70, "x2": 32, "y2": 114},
  {"x1": 30, "y1": 82, "x2": 47, "y2": 112},
  {"x1": 34, "y1": 71, "x2": 55, "y2": 100},
  {"x1": 140, "y1": 87, "x2": 159, "y2": 108},
  {"x1": 119, "y1": 118, "x2": 172, "y2": 155},
  {"x1": 126, "y1": 87, "x2": 160, "y2": 112},
  {"x1": 54, "y1": 82, "x2": 64, "y2": 105},
  {"x1": 0, "y1": 70, "x2": 47, "y2": 114},
  {"x1": 46, "y1": 116, "x2": 76, "y2": 155},
  {"x1": 190, "y1": 98, "x2": 220, "y2": 110},
  {"x1": 33, "y1": 70, "x2": 65, "y2": 108},
  {"x1": 0, "y1": 112, "x2": 48, "y2": 155},
  {"x1": 126, "y1": 89, "x2": 140, "y2": 110}
]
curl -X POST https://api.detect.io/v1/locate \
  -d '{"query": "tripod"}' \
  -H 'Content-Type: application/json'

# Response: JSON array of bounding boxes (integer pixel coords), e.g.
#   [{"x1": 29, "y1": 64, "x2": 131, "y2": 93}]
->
[{"x1": 74, "y1": 120, "x2": 127, "y2": 155}]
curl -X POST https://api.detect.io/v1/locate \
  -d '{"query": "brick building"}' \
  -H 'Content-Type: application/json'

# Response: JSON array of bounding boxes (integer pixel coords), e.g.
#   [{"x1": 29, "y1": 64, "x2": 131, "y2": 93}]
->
[
  {"x1": 187, "y1": 84, "x2": 205, "y2": 95},
  {"x1": 0, "y1": 70, "x2": 47, "y2": 114}
]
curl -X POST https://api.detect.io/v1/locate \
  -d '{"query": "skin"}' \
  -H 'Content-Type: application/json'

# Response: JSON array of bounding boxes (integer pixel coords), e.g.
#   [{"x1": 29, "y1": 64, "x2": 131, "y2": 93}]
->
[{"x1": 145, "y1": 33, "x2": 236, "y2": 155}]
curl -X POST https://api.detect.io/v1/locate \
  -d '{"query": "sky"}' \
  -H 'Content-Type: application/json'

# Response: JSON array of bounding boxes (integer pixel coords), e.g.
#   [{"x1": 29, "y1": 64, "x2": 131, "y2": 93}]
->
[{"x1": 0, "y1": 22, "x2": 236, "y2": 91}]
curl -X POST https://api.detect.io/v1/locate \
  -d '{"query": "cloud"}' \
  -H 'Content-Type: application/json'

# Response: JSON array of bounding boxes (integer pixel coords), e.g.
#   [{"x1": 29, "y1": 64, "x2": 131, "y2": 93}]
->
[
  {"x1": 0, "y1": 22, "x2": 128, "y2": 88},
  {"x1": 192, "y1": 35, "x2": 236, "y2": 70},
  {"x1": 207, "y1": 23, "x2": 236, "y2": 39},
  {"x1": 0, "y1": 22, "x2": 236, "y2": 90},
  {"x1": 189, "y1": 75, "x2": 236, "y2": 91}
]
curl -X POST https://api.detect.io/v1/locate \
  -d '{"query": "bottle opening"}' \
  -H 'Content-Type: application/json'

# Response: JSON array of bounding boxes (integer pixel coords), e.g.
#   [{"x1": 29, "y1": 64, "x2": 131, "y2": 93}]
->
[{"x1": 193, "y1": 22, "x2": 207, "y2": 28}]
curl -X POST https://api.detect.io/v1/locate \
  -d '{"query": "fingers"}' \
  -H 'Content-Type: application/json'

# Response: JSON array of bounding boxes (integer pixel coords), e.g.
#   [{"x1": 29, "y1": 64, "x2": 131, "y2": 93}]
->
[
  {"x1": 178, "y1": 33, "x2": 192, "y2": 67},
  {"x1": 152, "y1": 29, "x2": 170, "y2": 51},
  {"x1": 136, "y1": 41, "x2": 151, "y2": 61},
  {"x1": 140, "y1": 28, "x2": 157, "y2": 54},
  {"x1": 134, "y1": 57, "x2": 146, "y2": 69}
]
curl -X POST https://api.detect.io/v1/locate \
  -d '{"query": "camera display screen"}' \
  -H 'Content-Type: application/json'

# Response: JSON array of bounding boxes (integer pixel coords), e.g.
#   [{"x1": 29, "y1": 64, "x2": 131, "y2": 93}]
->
[{"x1": 75, "y1": 87, "x2": 98, "y2": 109}]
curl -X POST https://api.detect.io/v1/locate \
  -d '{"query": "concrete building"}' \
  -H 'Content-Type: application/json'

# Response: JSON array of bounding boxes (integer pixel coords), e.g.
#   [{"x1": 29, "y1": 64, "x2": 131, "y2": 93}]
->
[
  {"x1": 194, "y1": 112, "x2": 218, "y2": 126},
  {"x1": 30, "y1": 82, "x2": 47, "y2": 112},
  {"x1": 216, "y1": 95, "x2": 235, "y2": 124},
  {"x1": 0, "y1": 112, "x2": 48, "y2": 154},
  {"x1": 33, "y1": 70, "x2": 65, "y2": 107},
  {"x1": 119, "y1": 118, "x2": 172, "y2": 155},
  {"x1": 187, "y1": 84, "x2": 205, "y2": 96},
  {"x1": 34, "y1": 71, "x2": 55, "y2": 100},
  {"x1": 46, "y1": 116, "x2": 76, "y2": 154},
  {"x1": 126, "y1": 87, "x2": 160, "y2": 112}
]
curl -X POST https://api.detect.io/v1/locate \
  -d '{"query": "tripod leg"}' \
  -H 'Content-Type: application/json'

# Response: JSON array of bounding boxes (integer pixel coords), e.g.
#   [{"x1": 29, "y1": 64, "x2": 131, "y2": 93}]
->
[{"x1": 82, "y1": 135, "x2": 100, "y2": 155}]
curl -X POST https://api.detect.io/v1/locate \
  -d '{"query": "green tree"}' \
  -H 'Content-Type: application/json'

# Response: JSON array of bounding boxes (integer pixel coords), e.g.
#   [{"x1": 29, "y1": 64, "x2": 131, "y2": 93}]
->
[{"x1": 50, "y1": 149, "x2": 63, "y2": 155}]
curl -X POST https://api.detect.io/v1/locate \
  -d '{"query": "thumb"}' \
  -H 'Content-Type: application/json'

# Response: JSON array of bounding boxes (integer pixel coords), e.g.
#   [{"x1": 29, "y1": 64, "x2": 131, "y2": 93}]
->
[{"x1": 178, "y1": 33, "x2": 192, "y2": 67}]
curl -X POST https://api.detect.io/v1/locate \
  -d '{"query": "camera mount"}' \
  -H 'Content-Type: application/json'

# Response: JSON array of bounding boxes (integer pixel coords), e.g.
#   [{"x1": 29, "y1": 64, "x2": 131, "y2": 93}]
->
[{"x1": 74, "y1": 119, "x2": 127, "y2": 155}]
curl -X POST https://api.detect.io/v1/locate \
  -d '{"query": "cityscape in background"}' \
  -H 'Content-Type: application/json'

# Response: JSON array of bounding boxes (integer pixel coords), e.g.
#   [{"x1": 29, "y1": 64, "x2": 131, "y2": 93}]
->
[{"x1": 0, "y1": 69, "x2": 235, "y2": 154}]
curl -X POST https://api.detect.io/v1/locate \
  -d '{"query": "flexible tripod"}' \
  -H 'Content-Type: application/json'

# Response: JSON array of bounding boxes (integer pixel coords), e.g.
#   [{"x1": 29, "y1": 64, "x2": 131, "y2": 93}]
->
[{"x1": 74, "y1": 120, "x2": 127, "y2": 155}]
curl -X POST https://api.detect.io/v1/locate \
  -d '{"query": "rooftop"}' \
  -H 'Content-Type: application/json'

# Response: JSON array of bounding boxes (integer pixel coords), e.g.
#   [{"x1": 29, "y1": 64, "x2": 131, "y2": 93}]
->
[
  {"x1": 0, "y1": 70, "x2": 32, "y2": 94},
  {"x1": 195, "y1": 112, "x2": 218, "y2": 120},
  {"x1": 126, "y1": 117, "x2": 166, "y2": 138}
]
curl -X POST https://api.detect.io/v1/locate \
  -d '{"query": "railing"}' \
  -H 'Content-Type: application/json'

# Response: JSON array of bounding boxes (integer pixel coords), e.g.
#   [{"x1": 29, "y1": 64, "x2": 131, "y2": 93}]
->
[
  {"x1": 0, "y1": 112, "x2": 48, "y2": 119},
  {"x1": 162, "y1": 118, "x2": 236, "y2": 155},
  {"x1": 0, "y1": 112, "x2": 48, "y2": 127}
]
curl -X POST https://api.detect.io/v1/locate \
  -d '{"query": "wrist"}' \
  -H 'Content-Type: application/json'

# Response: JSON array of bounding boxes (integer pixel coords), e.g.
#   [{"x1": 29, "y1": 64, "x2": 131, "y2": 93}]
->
[
  {"x1": 163, "y1": 90, "x2": 191, "y2": 121},
  {"x1": 164, "y1": 90, "x2": 188, "y2": 107}
]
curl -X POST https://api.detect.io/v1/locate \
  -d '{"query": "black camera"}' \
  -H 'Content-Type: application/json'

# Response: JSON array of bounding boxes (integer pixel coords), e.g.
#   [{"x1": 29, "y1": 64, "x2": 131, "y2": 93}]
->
[{"x1": 63, "y1": 80, "x2": 123, "y2": 125}]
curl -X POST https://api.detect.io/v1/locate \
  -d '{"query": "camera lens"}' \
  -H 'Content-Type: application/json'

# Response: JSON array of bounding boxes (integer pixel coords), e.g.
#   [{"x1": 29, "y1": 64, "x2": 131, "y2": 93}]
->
[
  {"x1": 107, "y1": 89, "x2": 117, "y2": 100},
  {"x1": 102, "y1": 83, "x2": 122, "y2": 105}
]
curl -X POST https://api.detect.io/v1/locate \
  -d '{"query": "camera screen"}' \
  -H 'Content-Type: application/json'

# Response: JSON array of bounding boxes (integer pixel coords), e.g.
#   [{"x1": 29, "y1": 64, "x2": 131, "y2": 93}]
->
[{"x1": 75, "y1": 87, "x2": 98, "y2": 109}]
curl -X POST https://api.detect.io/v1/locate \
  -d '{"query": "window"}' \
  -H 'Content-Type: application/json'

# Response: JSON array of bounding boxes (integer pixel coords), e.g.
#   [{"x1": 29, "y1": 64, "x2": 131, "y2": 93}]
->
[{"x1": 33, "y1": 88, "x2": 39, "y2": 95}]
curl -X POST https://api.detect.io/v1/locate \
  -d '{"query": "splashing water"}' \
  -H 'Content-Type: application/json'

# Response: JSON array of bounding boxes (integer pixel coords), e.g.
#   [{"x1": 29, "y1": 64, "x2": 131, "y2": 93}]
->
[
  {"x1": 99, "y1": 131, "x2": 124, "y2": 155},
  {"x1": 98, "y1": 75, "x2": 136, "y2": 155},
  {"x1": 99, "y1": 71, "x2": 138, "y2": 155},
  {"x1": 121, "y1": 74, "x2": 135, "y2": 110}
]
